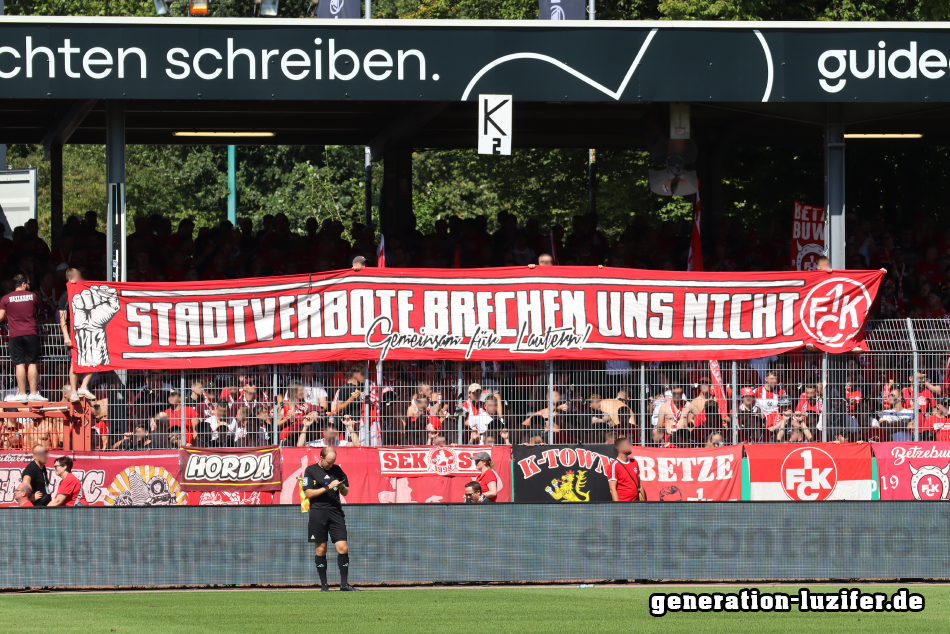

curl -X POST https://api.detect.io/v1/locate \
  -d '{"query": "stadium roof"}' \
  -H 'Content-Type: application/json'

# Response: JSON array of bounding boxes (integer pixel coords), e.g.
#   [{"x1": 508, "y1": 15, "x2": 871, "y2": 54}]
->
[{"x1": 0, "y1": 17, "x2": 949, "y2": 149}]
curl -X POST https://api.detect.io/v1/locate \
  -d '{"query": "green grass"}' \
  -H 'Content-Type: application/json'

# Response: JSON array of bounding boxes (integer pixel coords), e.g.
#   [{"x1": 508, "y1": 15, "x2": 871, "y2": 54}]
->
[{"x1": 0, "y1": 586, "x2": 947, "y2": 634}]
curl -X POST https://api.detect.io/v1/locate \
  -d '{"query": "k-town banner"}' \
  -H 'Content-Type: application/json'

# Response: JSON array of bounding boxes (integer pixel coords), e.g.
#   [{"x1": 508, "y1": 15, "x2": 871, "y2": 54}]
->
[
  {"x1": 631, "y1": 445, "x2": 742, "y2": 501},
  {"x1": 873, "y1": 442, "x2": 950, "y2": 501},
  {"x1": 513, "y1": 444, "x2": 617, "y2": 502},
  {"x1": 66, "y1": 267, "x2": 884, "y2": 371}
]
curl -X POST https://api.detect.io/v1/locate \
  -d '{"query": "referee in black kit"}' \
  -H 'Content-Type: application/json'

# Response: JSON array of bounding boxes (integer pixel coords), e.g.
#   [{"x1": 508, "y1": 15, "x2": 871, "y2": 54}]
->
[{"x1": 303, "y1": 447, "x2": 360, "y2": 592}]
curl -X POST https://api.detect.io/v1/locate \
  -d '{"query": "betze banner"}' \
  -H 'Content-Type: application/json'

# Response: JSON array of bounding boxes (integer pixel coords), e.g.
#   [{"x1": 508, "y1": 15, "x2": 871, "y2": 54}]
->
[
  {"x1": 66, "y1": 266, "x2": 884, "y2": 371},
  {"x1": 632, "y1": 445, "x2": 742, "y2": 501}
]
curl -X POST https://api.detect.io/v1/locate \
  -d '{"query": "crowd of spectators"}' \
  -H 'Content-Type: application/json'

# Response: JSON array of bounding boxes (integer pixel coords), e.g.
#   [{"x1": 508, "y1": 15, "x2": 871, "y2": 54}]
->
[
  {"x1": 2, "y1": 209, "x2": 950, "y2": 451},
  {"x1": 2, "y1": 347, "x2": 945, "y2": 450},
  {"x1": 1, "y1": 208, "x2": 949, "y2": 322}
]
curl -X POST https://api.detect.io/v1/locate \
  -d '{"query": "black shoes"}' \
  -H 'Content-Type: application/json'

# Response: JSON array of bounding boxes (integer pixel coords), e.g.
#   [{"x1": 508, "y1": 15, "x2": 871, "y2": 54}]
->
[
  {"x1": 320, "y1": 585, "x2": 330, "y2": 592},
  {"x1": 340, "y1": 584, "x2": 361, "y2": 592}
]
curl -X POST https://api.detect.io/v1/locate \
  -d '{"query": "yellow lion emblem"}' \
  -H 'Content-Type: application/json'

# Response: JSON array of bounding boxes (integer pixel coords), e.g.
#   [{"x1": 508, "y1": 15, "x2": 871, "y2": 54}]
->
[{"x1": 545, "y1": 470, "x2": 590, "y2": 503}]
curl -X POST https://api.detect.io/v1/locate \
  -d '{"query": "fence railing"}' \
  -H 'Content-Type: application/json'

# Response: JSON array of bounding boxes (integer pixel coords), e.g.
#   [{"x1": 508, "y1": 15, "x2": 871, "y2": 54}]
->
[{"x1": 2, "y1": 319, "x2": 947, "y2": 451}]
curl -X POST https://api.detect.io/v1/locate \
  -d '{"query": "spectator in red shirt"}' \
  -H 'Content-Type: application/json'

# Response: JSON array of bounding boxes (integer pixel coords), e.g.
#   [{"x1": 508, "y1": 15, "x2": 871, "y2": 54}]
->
[
  {"x1": 473, "y1": 451, "x2": 499, "y2": 501},
  {"x1": 796, "y1": 384, "x2": 823, "y2": 428},
  {"x1": 164, "y1": 389, "x2": 200, "y2": 445},
  {"x1": 932, "y1": 402, "x2": 950, "y2": 442},
  {"x1": 901, "y1": 372, "x2": 941, "y2": 419},
  {"x1": 924, "y1": 402, "x2": 950, "y2": 442},
  {"x1": 48, "y1": 456, "x2": 82, "y2": 507},
  {"x1": 753, "y1": 371, "x2": 786, "y2": 416},
  {"x1": 609, "y1": 437, "x2": 642, "y2": 502}
]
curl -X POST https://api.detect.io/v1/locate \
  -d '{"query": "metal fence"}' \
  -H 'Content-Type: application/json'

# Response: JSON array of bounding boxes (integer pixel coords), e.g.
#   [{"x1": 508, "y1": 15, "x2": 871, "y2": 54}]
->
[{"x1": 2, "y1": 320, "x2": 947, "y2": 450}]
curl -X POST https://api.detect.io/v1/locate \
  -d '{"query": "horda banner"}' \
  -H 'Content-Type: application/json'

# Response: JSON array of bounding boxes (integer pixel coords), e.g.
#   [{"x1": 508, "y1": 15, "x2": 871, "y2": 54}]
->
[
  {"x1": 65, "y1": 266, "x2": 884, "y2": 371},
  {"x1": 5, "y1": 18, "x2": 950, "y2": 103},
  {"x1": 513, "y1": 444, "x2": 617, "y2": 502},
  {"x1": 179, "y1": 446, "x2": 282, "y2": 493}
]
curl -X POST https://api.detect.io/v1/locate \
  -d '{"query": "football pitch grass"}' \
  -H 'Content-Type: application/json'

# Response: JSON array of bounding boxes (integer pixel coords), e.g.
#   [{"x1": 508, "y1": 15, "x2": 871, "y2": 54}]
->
[{"x1": 1, "y1": 585, "x2": 948, "y2": 634}]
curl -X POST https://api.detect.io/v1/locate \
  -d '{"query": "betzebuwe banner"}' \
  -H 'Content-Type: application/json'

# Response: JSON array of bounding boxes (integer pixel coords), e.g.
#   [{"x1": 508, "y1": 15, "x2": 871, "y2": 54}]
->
[
  {"x1": 513, "y1": 444, "x2": 617, "y2": 502},
  {"x1": 179, "y1": 446, "x2": 282, "y2": 493},
  {"x1": 745, "y1": 443, "x2": 874, "y2": 501},
  {"x1": 873, "y1": 442, "x2": 950, "y2": 501},
  {"x1": 66, "y1": 267, "x2": 884, "y2": 371},
  {"x1": 0, "y1": 450, "x2": 186, "y2": 506},
  {"x1": 278, "y1": 446, "x2": 512, "y2": 504},
  {"x1": 791, "y1": 201, "x2": 825, "y2": 271},
  {"x1": 631, "y1": 445, "x2": 742, "y2": 501}
]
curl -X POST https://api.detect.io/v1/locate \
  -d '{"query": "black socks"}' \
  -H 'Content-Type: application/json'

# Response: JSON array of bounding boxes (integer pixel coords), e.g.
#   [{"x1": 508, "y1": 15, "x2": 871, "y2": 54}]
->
[
  {"x1": 315, "y1": 555, "x2": 328, "y2": 586},
  {"x1": 338, "y1": 553, "x2": 350, "y2": 586}
]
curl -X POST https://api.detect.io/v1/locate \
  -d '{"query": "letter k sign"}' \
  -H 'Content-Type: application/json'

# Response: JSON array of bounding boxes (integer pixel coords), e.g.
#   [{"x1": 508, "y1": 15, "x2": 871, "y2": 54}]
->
[{"x1": 478, "y1": 94, "x2": 512, "y2": 156}]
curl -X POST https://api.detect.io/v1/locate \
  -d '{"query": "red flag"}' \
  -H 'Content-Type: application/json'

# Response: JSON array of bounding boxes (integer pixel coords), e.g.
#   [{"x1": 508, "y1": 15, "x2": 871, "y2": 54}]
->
[
  {"x1": 376, "y1": 234, "x2": 385, "y2": 268},
  {"x1": 687, "y1": 188, "x2": 703, "y2": 272},
  {"x1": 708, "y1": 360, "x2": 729, "y2": 424}
]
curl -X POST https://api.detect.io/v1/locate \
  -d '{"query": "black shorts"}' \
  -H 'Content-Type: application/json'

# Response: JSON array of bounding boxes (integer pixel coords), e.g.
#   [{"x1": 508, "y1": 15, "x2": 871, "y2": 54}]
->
[
  {"x1": 9, "y1": 335, "x2": 41, "y2": 366},
  {"x1": 308, "y1": 507, "x2": 347, "y2": 544}
]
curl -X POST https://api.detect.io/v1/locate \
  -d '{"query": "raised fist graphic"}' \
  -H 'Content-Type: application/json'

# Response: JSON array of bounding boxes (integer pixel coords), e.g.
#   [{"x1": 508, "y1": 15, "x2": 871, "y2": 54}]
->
[{"x1": 72, "y1": 285, "x2": 120, "y2": 367}]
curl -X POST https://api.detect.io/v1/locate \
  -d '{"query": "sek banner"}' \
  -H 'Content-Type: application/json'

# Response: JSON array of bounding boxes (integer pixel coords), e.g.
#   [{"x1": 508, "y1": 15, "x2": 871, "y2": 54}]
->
[
  {"x1": 179, "y1": 446, "x2": 282, "y2": 493},
  {"x1": 791, "y1": 201, "x2": 825, "y2": 271},
  {"x1": 278, "y1": 446, "x2": 512, "y2": 504},
  {"x1": 745, "y1": 443, "x2": 874, "y2": 501},
  {"x1": 631, "y1": 445, "x2": 742, "y2": 501},
  {"x1": 66, "y1": 267, "x2": 885, "y2": 371},
  {"x1": 513, "y1": 444, "x2": 617, "y2": 502},
  {"x1": 873, "y1": 442, "x2": 950, "y2": 501},
  {"x1": 0, "y1": 451, "x2": 185, "y2": 506}
]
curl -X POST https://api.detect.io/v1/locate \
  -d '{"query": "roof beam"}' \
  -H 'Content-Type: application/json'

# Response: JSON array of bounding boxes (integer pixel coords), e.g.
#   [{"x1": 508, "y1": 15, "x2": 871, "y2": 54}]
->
[
  {"x1": 369, "y1": 101, "x2": 449, "y2": 160},
  {"x1": 41, "y1": 99, "x2": 98, "y2": 160}
]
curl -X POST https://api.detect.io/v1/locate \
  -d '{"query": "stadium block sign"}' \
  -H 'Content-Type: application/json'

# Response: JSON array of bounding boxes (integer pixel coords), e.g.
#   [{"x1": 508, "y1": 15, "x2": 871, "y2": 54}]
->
[
  {"x1": 873, "y1": 442, "x2": 950, "y2": 501},
  {"x1": 631, "y1": 445, "x2": 742, "y2": 501},
  {"x1": 745, "y1": 443, "x2": 874, "y2": 500}
]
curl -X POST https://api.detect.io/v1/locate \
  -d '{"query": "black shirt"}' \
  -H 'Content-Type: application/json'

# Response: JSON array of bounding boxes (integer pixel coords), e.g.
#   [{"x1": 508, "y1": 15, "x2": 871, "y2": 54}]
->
[
  {"x1": 58, "y1": 293, "x2": 70, "y2": 328},
  {"x1": 22, "y1": 460, "x2": 50, "y2": 506},
  {"x1": 334, "y1": 384, "x2": 363, "y2": 420},
  {"x1": 303, "y1": 462, "x2": 349, "y2": 511}
]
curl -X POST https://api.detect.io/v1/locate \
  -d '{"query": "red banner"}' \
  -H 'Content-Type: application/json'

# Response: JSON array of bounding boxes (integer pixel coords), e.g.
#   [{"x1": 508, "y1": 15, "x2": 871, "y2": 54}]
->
[
  {"x1": 0, "y1": 450, "x2": 185, "y2": 506},
  {"x1": 746, "y1": 443, "x2": 873, "y2": 500},
  {"x1": 278, "y1": 446, "x2": 512, "y2": 504},
  {"x1": 179, "y1": 446, "x2": 282, "y2": 492},
  {"x1": 873, "y1": 442, "x2": 950, "y2": 501},
  {"x1": 791, "y1": 201, "x2": 825, "y2": 271},
  {"x1": 631, "y1": 445, "x2": 742, "y2": 501},
  {"x1": 66, "y1": 267, "x2": 884, "y2": 371}
]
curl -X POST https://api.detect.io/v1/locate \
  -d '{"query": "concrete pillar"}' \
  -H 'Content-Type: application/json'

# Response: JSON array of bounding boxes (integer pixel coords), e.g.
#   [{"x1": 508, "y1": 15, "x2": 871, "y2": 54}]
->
[
  {"x1": 382, "y1": 146, "x2": 412, "y2": 235},
  {"x1": 824, "y1": 103, "x2": 846, "y2": 269}
]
